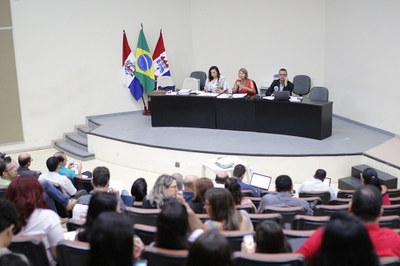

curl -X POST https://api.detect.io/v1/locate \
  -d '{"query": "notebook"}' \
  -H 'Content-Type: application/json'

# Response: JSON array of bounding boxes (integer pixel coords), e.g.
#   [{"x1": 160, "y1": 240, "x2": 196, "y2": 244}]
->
[
  {"x1": 249, "y1": 172, "x2": 272, "y2": 191},
  {"x1": 274, "y1": 91, "x2": 290, "y2": 101}
]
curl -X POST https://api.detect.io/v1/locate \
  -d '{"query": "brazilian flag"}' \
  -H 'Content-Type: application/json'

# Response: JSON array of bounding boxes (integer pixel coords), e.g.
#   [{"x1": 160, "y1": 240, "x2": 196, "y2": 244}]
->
[{"x1": 134, "y1": 28, "x2": 155, "y2": 95}]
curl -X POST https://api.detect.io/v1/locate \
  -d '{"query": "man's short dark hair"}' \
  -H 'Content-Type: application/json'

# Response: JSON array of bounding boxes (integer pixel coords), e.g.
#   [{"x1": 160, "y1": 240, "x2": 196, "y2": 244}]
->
[
  {"x1": 314, "y1": 169, "x2": 326, "y2": 181},
  {"x1": 0, "y1": 157, "x2": 12, "y2": 176},
  {"x1": 54, "y1": 151, "x2": 65, "y2": 163},
  {"x1": 93, "y1": 167, "x2": 110, "y2": 187},
  {"x1": 351, "y1": 185, "x2": 382, "y2": 222},
  {"x1": 0, "y1": 199, "x2": 18, "y2": 233},
  {"x1": 46, "y1": 156, "x2": 60, "y2": 172},
  {"x1": 275, "y1": 175, "x2": 293, "y2": 192},
  {"x1": 233, "y1": 164, "x2": 246, "y2": 179}
]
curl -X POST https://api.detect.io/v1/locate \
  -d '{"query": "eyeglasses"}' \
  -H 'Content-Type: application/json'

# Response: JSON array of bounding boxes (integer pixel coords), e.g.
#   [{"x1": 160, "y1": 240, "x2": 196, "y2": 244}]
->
[{"x1": 167, "y1": 185, "x2": 178, "y2": 189}]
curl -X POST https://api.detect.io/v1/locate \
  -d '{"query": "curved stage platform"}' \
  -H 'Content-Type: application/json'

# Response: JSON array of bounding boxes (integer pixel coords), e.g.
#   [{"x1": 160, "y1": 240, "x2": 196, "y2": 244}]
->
[{"x1": 86, "y1": 111, "x2": 400, "y2": 185}]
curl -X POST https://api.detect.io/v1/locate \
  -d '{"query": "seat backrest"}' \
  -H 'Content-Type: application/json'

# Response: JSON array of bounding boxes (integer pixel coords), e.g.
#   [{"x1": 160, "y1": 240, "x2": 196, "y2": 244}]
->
[
  {"x1": 0, "y1": 186, "x2": 7, "y2": 198},
  {"x1": 66, "y1": 218, "x2": 85, "y2": 232},
  {"x1": 330, "y1": 198, "x2": 352, "y2": 205},
  {"x1": 157, "y1": 76, "x2": 174, "y2": 89},
  {"x1": 9, "y1": 235, "x2": 50, "y2": 266},
  {"x1": 378, "y1": 215, "x2": 400, "y2": 229},
  {"x1": 125, "y1": 207, "x2": 160, "y2": 226},
  {"x1": 57, "y1": 240, "x2": 90, "y2": 266},
  {"x1": 220, "y1": 231, "x2": 255, "y2": 252},
  {"x1": 262, "y1": 206, "x2": 306, "y2": 229},
  {"x1": 233, "y1": 251, "x2": 305, "y2": 266},
  {"x1": 382, "y1": 204, "x2": 400, "y2": 216},
  {"x1": 236, "y1": 204, "x2": 256, "y2": 214},
  {"x1": 182, "y1": 77, "x2": 199, "y2": 91},
  {"x1": 309, "y1": 86, "x2": 329, "y2": 101},
  {"x1": 314, "y1": 204, "x2": 349, "y2": 216},
  {"x1": 247, "y1": 197, "x2": 262, "y2": 208},
  {"x1": 388, "y1": 189, "x2": 400, "y2": 198},
  {"x1": 299, "y1": 191, "x2": 331, "y2": 205},
  {"x1": 73, "y1": 177, "x2": 93, "y2": 193},
  {"x1": 248, "y1": 213, "x2": 282, "y2": 230},
  {"x1": 283, "y1": 229, "x2": 315, "y2": 239},
  {"x1": 134, "y1": 224, "x2": 157, "y2": 245},
  {"x1": 337, "y1": 190, "x2": 355, "y2": 199},
  {"x1": 293, "y1": 215, "x2": 330, "y2": 230},
  {"x1": 142, "y1": 246, "x2": 188, "y2": 266},
  {"x1": 293, "y1": 75, "x2": 311, "y2": 96},
  {"x1": 253, "y1": 80, "x2": 258, "y2": 95},
  {"x1": 190, "y1": 71, "x2": 207, "y2": 90},
  {"x1": 380, "y1": 256, "x2": 400, "y2": 266},
  {"x1": 390, "y1": 197, "x2": 400, "y2": 205}
]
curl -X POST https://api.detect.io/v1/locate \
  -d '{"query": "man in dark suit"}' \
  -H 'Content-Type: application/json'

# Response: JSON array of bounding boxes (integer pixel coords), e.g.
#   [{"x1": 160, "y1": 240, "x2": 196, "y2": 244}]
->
[{"x1": 266, "y1": 68, "x2": 294, "y2": 96}]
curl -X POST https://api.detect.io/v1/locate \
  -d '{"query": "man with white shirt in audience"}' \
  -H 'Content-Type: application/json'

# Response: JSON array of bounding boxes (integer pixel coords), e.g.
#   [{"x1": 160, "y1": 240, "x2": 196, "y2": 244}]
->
[
  {"x1": 39, "y1": 156, "x2": 86, "y2": 198},
  {"x1": 298, "y1": 169, "x2": 336, "y2": 201}
]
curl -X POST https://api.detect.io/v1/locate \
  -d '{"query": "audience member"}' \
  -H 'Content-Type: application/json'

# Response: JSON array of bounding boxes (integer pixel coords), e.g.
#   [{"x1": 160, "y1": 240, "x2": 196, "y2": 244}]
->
[
  {"x1": 39, "y1": 156, "x2": 85, "y2": 198},
  {"x1": 361, "y1": 167, "x2": 390, "y2": 205},
  {"x1": 188, "y1": 177, "x2": 213, "y2": 214},
  {"x1": 89, "y1": 212, "x2": 134, "y2": 266},
  {"x1": 172, "y1": 172, "x2": 184, "y2": 192},
  {"x1": 204, "y1": 66, "x2": 229, "y2": 93},
  {"x1": 297, "y1": 185, "x2": 400, "y2": 259},
  {"x1": 182, "y1": 175, "x2": 198, "y2": 202},
  {"x1": 0, "y1": 199, "x2": 28, "y2": 263},
  {"x1": 266, "y1": 68, "x2": 294, "y2": 96},
  {"x1": 298, "y1": 169, "x2": 336, "y2": 201},
  {"x1": 76, "y1": 166, "x2": 125, "y2": 210},
  {"x1": 215, "y1": 171, "x2": 229, "y2": 187},
  {"x1": 203, "y1": 188, "x2": 253, "y2": 231},
  {"x1": 232, "y1": 68, "x2": 256, "y2": 95},
  {"x1": 224, "y1": 178, "x2": 256, "y2": 211},
  {"x1": 6, "y1": 176, "x2": 64, "y2": 266},
  {"x1": 309, "y1": 212, "x2": 379, "y2": 266},
  {"x1": 76, "y1": 192, "x2": 118, "y2": 242},
  {"x1": 17, "y1": 153, "x2": 41, "y2": 178},
  {"x1": 155, "y1": 201, "x2": 189, "y2": 249},
  {"x1": 258, "y1": 175, "x2": 313, "y2": 215},
  {"x1": 187, "y1": 230, "x2": 233, "y2": 266},
  {"x1": 255, "y1": 220, "x2": 292, "y2": 253},
  {"x1": 0, "y1": 157, "x2": 17, "y2": 186},
  {"x1": 142, "y1": 174, "x2": 178, "y2": 209},
  {"x1": 54, "y1": 151, "x2": 83, "y2": 180},
  {"x1": 130, "y1": 177, "x2": 147, "y2": 202},
  {"x1": 232, "y1": 164, "x2": 260, "y2": 197},
  {"x1": 0, "y1": 155, "x2": 76, "y2": 215}
]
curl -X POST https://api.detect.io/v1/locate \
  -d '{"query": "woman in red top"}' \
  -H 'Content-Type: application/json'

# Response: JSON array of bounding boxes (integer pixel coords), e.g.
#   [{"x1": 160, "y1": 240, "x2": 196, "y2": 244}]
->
[{"x1": 232, "y1": 68, "x2": 256, "y2": 95}]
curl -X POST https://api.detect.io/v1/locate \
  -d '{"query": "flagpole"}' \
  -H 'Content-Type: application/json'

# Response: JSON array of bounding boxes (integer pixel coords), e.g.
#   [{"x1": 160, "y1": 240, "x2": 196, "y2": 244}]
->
[{"x1": 141, "y1": 95, "x2": 151, "y2": 116}]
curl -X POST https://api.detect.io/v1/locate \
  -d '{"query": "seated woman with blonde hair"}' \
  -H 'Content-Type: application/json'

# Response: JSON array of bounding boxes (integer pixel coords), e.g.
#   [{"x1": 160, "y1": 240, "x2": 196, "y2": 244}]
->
[{"x1": 232, "y1": 68, "x2": 256, "y2": 95}]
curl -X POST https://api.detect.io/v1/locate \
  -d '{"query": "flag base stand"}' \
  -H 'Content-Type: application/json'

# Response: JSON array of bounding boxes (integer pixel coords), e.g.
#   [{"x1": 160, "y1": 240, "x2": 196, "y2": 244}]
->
[{"x1": 142, "y1": 107, "x2": 151, "y2": 116}]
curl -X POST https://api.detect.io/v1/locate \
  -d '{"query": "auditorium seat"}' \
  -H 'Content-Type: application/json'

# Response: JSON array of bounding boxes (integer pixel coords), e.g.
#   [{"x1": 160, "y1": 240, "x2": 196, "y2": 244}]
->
[
  {"x1": 262, "y1": 206, "x2": 306, "y2": 229},
  {"x1": 283, "y1": 229, "x2": 315, "y2": 252},
  {"x1": 0, "y1": 186, "x2": 6, "y2": 198},
  {"x1": 390, "y1": 197, "x2": 400, "y2": 205},
  {"x1": 134, "y1": 223, "x2": 157, "y2": 245},
  {"x1": 125, "y1": 207, "x2": 160, "y2": 226},
  {"x1": 309, "y1": 86, "x2": 329, "y2": 102},
  {"x1": 329, "y1": 198, "x2": 352, "y2": 205},
  {"x1": 337, "y1": 189, "x2": 354, "y2": 199},
  {"x1": 298, "y1": 196, "x2": 322, "y2": 206},
  {"x1": 236, "y1": 203, "x2": 256, "y2": 214},
  {"x1": 57, "y1": 240, "x2": 90, "y2": 266},
  {"x1": 299, "y1": 191, "x2": 330, "y2": 205},
  {"x1": 314, "y1": 204, "x2": 349, "y2": 216},
  {"x1": 248, "y1": 213, "x2": 282, "y2": 230},
  {"x1": 142, "y1": 245, "x2": 188, "y2": 266},
  {"x1": 378, "y1": 215, "x2": 400, "y2": 229},
  {"x1": 382, "y1": 204, "x2": 400, "y2": 216},
  {"x1": 190, "y1": 71, "x2": 207, "y2": 90},
  {"x1": 66, "y1": 218, "x2": 85, "y2": 232},
  {"x1": 248, "y1": 197, "x2": 262, "y2": 208},
  {"x1": 293, "y1": 75, "x2": 311, "y2": 96},
  {"x1": 9, "y1": 235, "x2": 50, "y2": 266},
  {"x1": 221, "y1": 230, "x2": 255, "y2": 251},
  {"x1": 233, "y1": 251, "x2": 305, "y2": 266},
  {"x1": 293, "y1": 215, "x2": 330, "y2": 230},
  {"x1": 379, "y1": 256, "x2": 400, "y2": 266},
  {"x1": 388, "y1": 189, "x2": 400, "y2": 198},
  {"x1": 196, "y1": 213, "x2": 210, "y2": 223},
  {"x1": 73, "y1": 177, "x2": 93, "y2": 193}
]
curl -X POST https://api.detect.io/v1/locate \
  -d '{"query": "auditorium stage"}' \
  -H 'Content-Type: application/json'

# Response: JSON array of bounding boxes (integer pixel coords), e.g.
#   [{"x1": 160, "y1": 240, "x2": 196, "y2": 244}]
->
[{"x1": 86, "y1": 111, "x2": 399, "y2": 184}]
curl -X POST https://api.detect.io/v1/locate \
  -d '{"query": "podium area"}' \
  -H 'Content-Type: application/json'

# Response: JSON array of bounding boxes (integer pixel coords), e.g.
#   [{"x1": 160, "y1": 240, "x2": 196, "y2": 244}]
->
[{"x1": 151, "y1": 95, "x2": 333, "y2": 140}]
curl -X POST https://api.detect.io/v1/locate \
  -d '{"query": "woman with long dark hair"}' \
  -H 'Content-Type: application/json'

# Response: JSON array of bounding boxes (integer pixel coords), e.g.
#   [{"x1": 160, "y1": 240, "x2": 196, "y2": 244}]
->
[{"x1": 255, "y1": 220, "x2": 292, "y2": 253}]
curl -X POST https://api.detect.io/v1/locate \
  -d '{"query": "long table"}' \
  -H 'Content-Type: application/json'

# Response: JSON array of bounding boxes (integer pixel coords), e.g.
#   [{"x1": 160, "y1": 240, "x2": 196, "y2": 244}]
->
[{"x1": 151, "y1": 94, "x2": 333, "y2": 140}]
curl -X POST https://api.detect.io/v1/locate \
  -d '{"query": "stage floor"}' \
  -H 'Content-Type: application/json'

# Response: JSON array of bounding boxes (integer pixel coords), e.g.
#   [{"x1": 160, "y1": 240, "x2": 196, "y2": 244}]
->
[{"x1": 88, "y1": 111, "x2": 396, "y2": 158}]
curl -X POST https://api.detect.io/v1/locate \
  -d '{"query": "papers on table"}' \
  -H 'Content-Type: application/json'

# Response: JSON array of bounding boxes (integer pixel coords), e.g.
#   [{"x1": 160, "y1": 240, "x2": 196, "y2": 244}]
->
[
  {"x1": 232, "y1": 93, "x2": 247, "y2": 98},
  {"x1": 262, "y1": 96, "x2": 303, "y2": 102},
  {"x1": 217, "y1": 94, "x2": 231, "y2": 99},
  {"x1": 178, "y1": 89, "x2": 191, "y2": 95}
]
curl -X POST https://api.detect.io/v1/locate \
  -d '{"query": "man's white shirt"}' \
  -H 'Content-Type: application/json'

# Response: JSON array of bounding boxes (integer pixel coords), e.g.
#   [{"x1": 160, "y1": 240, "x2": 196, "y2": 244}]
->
[
  {"x1": 298, "y1": 178, "x2": 336, "y2": 201},
  {"x1": 39, "y1": 171, "x2": 77, "y2": 196}
]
